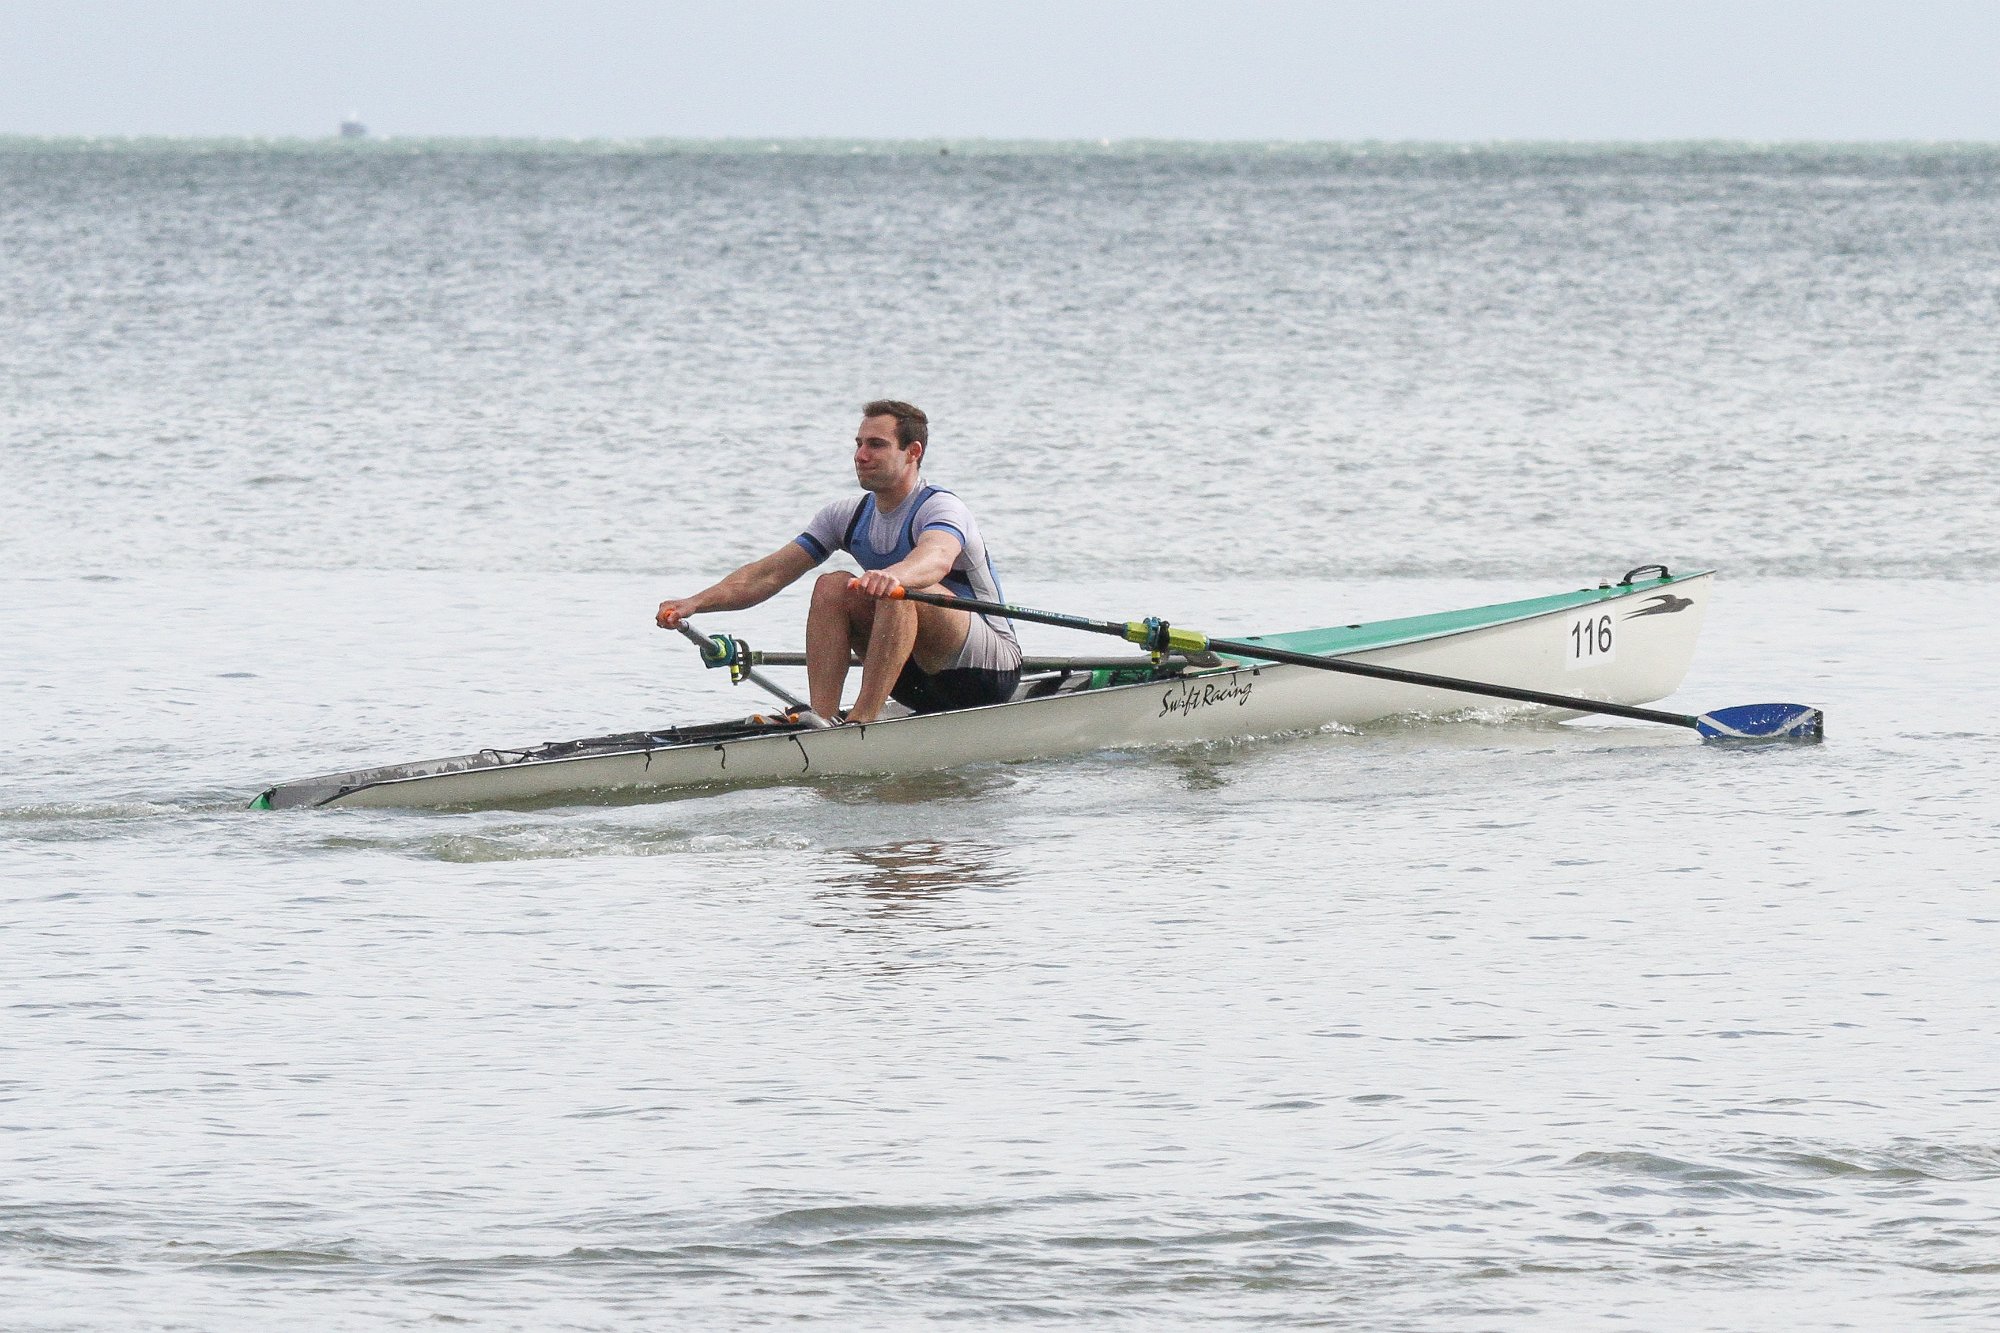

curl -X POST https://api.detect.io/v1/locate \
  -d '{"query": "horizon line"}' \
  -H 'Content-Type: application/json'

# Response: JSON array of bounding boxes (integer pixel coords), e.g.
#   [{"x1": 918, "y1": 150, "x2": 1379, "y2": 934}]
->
[{"x1": 4, "y1": 133, "x2": 1997, "y2": 151}]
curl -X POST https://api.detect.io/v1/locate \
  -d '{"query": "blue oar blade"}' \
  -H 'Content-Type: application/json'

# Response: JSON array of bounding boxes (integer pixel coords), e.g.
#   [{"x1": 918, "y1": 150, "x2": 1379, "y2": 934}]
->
[{"x1": 1695, "y1": 703, "x2": 1825, "y2": 741}]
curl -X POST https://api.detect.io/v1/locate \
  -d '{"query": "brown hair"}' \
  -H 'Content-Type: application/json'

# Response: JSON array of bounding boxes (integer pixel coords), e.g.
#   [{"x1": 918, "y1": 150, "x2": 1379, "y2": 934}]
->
[{"x1": 861, "y1": 400, "x2": 929, "y2": 452}]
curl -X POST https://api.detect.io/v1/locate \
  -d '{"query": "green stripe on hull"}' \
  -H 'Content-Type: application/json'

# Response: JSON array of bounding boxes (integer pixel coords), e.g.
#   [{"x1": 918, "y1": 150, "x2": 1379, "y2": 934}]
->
[{"x1": 1224, "y1": 572, "x2": 1707, "y2": 662}]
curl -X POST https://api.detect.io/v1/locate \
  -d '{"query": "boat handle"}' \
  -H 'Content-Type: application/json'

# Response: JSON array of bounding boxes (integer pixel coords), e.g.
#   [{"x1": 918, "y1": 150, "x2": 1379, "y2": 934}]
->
[{"x1": 1619, "y1": 564, "x2": 1670, "y2": 585}]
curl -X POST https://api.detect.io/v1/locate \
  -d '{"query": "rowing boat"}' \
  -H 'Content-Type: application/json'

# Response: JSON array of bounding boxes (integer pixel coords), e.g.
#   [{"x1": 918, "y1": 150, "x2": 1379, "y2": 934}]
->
[
  {"x1": 253, "y1": 566, "x2": 1732, "y2": 811},
  {"x1": 255, "y1": 568, "x2": 1724, "y2": 810}
]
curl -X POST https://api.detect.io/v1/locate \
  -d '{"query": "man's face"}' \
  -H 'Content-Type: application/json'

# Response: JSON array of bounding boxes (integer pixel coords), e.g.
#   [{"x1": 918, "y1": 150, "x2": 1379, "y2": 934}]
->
[{"x1": 853, "y1": 414, "x2": 920, "y2": 493}]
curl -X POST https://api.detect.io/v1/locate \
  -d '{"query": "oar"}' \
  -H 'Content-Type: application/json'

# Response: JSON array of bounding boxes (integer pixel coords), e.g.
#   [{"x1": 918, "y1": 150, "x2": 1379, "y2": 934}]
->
[
  {"x1": 698, "y1": 648, "x2": 1221, "y2": 672},
  {"x1": 670, "y1": 621, "x2": 830, "y2": 725},
  {"x1": 881, "y1": 586, "x2": 1823, "y2": 742}
]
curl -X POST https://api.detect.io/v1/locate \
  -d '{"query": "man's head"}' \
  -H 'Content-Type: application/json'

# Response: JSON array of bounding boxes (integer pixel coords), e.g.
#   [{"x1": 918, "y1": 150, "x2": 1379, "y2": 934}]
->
[{"x1": 853, "y1": 399, "x2": 928, "y2": 494}]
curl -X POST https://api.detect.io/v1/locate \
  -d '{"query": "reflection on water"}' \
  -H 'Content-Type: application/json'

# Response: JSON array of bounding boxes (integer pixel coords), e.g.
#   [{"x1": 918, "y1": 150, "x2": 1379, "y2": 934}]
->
[
  {"x1": 811, "y1": 767, "x2": 1020, "y2": 807},
  {"x1": 1161, "y1": 751, "x2": 1232, "y2": 792},
  {"x1": 818, "y1": 839, "x2": 1016, "y2": 929}
]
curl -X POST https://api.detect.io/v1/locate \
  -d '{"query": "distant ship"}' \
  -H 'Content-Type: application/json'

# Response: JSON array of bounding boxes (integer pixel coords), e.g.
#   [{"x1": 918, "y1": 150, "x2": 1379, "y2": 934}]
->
[{"x1": 339, "y1": 116, "x2": 367, "y2": 139}]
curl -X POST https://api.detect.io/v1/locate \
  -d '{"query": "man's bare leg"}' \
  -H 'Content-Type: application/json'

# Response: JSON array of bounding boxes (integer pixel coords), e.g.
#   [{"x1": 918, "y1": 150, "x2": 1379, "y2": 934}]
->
[
  {"x1": 908, "y1": 598, "x2": 972, "y2": 675},
  {"x1": 848, "y1": 596, "x2": 919, "y2": 723},
  {"x1": 812, "y1": 576, "x2": 979, "y2": 723},
  {"x1": 806, "y1": 572, "x2": 860, "y2": 717},
  {"x1": 849, "y1": 594, "x2": 974, "y2": 723}
]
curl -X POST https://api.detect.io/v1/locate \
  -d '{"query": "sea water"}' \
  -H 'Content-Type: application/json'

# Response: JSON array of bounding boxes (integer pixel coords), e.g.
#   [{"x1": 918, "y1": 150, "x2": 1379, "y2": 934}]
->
[{"x1": 3, "y1": 142, "x2": 1998, "y2": 1329}]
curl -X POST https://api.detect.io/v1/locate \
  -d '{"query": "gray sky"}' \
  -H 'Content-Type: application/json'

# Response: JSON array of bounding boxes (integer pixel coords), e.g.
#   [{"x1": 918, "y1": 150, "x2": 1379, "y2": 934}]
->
[{"x1": 4, "y1": 0, "x2": 1997, "y2": 141}]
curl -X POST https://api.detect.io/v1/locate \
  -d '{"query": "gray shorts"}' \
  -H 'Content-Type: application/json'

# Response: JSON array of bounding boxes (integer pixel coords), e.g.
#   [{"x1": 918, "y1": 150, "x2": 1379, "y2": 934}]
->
[
  {"x1": 887, "y1": 608, "x2": 1022, "y2": 715},
  {"x1": 946, "y1": 610, "x2": 1023, "y2": 673}
]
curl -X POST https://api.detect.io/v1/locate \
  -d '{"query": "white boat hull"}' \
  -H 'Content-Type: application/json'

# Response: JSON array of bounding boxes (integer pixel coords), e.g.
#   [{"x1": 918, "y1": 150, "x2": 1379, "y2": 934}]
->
[{"x1": 259, "y1": 571, "x2": 1713, "y2": 811}]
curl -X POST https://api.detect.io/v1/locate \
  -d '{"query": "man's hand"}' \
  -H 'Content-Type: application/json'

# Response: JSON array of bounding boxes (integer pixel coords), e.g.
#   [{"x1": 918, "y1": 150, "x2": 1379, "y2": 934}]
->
[
  {"x1": 656, "y1": 598, "x2": 701, "y2": 629},
  {"x1": 849, "y1": 571, "x2": 903, "y2": 600}
]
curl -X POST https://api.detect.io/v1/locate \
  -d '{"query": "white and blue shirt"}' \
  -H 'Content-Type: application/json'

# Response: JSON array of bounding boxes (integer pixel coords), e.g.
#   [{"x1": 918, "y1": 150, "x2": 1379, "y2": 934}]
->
[{"x1": 795, "y1": 485, "x2": 1019, "y2": 650}]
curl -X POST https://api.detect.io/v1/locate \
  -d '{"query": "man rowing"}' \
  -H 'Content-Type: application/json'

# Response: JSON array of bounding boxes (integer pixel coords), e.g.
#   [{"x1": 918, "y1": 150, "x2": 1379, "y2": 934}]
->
[{"x1": 654, "y1": 400, "x2": 1021, "y2": 724}]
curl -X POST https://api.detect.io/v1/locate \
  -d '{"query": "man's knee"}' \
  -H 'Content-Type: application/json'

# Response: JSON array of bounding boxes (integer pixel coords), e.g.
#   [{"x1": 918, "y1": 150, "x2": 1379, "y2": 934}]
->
[
  {"x1": 810, "y1": 570, "x2": 854, "y2": 607},
  {"x1": 809, "y1": 571, "x2": 879, "y2": 634}
]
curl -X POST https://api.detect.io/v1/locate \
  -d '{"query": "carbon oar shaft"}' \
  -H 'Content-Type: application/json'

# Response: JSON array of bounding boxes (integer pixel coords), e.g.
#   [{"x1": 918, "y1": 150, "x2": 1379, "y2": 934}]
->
[
  {"x1": 672, "y1": 622, "x2": 811, "y2": 714},
  {"x1": 736, "y1": 650, "x2": 1216, "y2": 672},
  {"x1": 1205, "y1": 632, "x2": 1696, "y2": 728},
  {"x1": 888, "y1": 586, "x2": 1701, "y2": 731}
]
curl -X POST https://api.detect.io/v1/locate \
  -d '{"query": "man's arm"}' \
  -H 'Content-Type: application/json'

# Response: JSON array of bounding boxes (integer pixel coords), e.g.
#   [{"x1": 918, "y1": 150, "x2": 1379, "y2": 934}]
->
[
  {"x1": 850, "y1": 529, "x2": 962, "y2": 599},
  {"x1": 656, "y1": 543, "x2": 817, "y2": 628}
]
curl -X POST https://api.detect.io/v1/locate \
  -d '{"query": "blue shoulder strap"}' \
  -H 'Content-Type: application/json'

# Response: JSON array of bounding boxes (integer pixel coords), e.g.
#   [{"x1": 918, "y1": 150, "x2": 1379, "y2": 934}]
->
[
  {"x1": 903, "y1": 485, "x2": 942, "y2": 549},
  {"x1": 840, "y1": 495, "x2": 873, "y2": 554}
]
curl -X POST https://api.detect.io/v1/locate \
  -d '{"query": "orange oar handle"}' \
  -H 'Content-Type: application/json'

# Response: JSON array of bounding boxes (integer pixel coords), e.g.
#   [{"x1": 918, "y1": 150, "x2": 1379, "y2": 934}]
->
[{"x1": 846, "y1": 577, "x2": 907, "y2": 598}]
